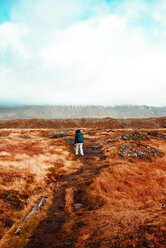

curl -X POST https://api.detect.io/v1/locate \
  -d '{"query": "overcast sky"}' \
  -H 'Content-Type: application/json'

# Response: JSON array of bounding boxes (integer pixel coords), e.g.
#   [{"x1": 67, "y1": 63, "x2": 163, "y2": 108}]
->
[{"x1": 0, "y1": 0, "x2": 166, "y2": 106}]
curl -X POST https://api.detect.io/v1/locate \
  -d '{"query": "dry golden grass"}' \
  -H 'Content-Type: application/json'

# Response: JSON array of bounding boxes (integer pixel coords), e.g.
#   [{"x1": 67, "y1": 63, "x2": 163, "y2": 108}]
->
[
  {"x1": 74, "y1": 130, "x2": 166, "y2": 248},
  {"x1": 0, "y1": 128, "x2": 165, "y2": 248},
  {"x1": 91, "y1": 158, "x2": 166, "y2": 210},
  {"x1": 0, "y1": 129, "x2": 78, "y2": 247}
]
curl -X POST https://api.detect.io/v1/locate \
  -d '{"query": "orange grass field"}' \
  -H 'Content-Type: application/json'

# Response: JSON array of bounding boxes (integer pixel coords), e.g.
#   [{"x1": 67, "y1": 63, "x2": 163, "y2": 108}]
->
[{"x1": 0, "y1": 128, "x2": 165, "y2": 248}]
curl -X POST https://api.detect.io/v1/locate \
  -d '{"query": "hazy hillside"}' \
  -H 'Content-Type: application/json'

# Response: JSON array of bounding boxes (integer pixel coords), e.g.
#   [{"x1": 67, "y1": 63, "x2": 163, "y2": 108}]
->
[{"x1": 0, "y1": 105, "x2": 166, "y2": 120}]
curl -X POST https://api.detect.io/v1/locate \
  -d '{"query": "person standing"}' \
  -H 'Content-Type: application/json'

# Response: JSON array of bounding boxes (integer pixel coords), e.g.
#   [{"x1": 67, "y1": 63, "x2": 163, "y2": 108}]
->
[{"x1": 74, "y1": 129, "x2": 84, "y2": 156}]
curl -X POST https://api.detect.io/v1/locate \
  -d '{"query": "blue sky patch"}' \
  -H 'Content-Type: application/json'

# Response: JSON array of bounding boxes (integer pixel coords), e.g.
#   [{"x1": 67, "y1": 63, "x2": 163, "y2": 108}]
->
[{"x1": 0, "y1": 0, "x2": 20, "y2": 23}]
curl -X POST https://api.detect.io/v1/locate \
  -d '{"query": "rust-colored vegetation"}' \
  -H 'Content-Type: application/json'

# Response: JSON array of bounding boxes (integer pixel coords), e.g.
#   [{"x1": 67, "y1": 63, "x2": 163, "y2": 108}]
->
[{"x1": 0, "y1": 126, "x2": 166, "y2": 248}]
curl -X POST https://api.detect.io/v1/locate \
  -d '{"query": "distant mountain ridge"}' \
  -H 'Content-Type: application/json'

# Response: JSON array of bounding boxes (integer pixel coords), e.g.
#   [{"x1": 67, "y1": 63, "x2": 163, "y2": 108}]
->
[{"x1": 0, "y1": 105, "x2": 166, "y2": 120}]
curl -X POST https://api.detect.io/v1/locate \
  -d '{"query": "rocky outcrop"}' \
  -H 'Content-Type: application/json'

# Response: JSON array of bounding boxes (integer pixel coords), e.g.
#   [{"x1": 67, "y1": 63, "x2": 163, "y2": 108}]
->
[
  {"x1": 118, "y1": 142, "x2": 164, "y2": 160},
  {"x1": 147, "y1": 131, "x2": 166, "y2": 139},
  {"x1": 118, "y1": 144, "x2": 149, "y2": 159},
  {"x1": 121, "y1": 132, "x2": 149, "y2": 141},
  {"x1": 132, "y1": 141, "x2": 164, "y2": 157},
  {"x1": 121, "y1": 133, "x2": 132, "y2": 140}
]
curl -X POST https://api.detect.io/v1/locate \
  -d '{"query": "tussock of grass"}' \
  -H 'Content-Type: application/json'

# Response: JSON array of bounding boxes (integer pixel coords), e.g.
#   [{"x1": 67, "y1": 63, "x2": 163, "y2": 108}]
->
[{"x1": 91, "y1": 158, "x2": 166, "y2": 210}]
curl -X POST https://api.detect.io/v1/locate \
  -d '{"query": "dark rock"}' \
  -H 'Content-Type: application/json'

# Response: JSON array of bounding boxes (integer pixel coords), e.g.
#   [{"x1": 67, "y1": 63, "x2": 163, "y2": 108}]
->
[
  {"x1": 74, "y1": 203, "x2": 82, "y2": 209},
  {"x1": 132, "y1": 141, "x2": 164, "y2": 157},
  {"x1": 162, "y1": 204, "x2": 166, "y2": 209},
  {"x1": 148, "y1": 131, "x2": 166, "y2": 139},
  {"x1": 118, "y1": 144, "x2": 149, "y2": 159},
  {"x1": 121, "y1": 132, "x2": 149, "y2": 141},
  {"x1": 50, "y1": 131, "x2": 71, "y2": 139},
  {"x1": 147, "y1": 131, "x2": 158, "y2": 137},
  {"x1": 106, "y1": 146, "x2": 116, "y2": 152},
  {"x1": 86, "y1": 132, "x2": 96, "y2": 136},
  {"x1": 121, "y1": 133, "x2": 132, "y2": 140},
  {"x1": 132, "y1": 132, "x2": 149, "y2": 140}
]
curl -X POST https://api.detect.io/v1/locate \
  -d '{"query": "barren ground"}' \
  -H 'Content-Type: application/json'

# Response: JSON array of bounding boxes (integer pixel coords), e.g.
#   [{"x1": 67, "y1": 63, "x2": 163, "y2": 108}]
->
[{"x1": 0, "y1": 128, "x2": 166, "y2": 248}]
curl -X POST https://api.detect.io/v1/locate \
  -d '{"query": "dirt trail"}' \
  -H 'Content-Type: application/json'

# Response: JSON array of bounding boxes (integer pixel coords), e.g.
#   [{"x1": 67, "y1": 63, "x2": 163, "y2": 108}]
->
[{"x1": 24, "y1": 137, "x2": 108, "y2": 248}]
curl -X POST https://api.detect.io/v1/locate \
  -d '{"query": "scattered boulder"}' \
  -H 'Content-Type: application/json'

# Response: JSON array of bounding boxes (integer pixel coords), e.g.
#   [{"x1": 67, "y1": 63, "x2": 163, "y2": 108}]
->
[
  {"x1": 118, "y1": 144, "x2": 149, "y2": 160},
  {"x1": 121, "y1": 132, "x2": 149, "y2": 141},
  {"x1": 106, "y1": 146, "x2": 116, "y2": 152},
  {"x1": 147, "y1": 131, "x2": 166, "y2": 139},
  {"x1": 119, "y1": 140, "x2": 164, "y2": 160},
  {"x1": 50, "y1": 131, "x2": 71, "y2": 139},
  {"x1": 132, "y1": 141, "x2": 164, "y2": 157},
  {"x1": 147, "y1": 131, "x2": 160, "y2": 137},
  {"x1": 132, "y1": 132, "x2": 149, "y2": 140},
  {"x1": 105, "y1": 129, "x2": 115, "y2": 133},
  {"x1": 74, "y1": 203, "x2": 82, "y2": 209},
  {"x1": 86, "y1": 132, "x2": 96, "y2": 136},
  {"x1": 121, "y1": 133, "x2": 132, "y2": 140},
  {"x1": 162, "y1": 204, "x2": 166, "y2": 209}
]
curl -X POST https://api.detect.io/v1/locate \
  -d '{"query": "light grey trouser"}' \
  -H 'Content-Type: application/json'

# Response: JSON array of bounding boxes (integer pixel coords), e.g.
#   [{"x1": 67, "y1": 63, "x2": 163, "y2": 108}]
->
[{"x1": 75, "y1": 143, "x2": 84, "y2": 156}]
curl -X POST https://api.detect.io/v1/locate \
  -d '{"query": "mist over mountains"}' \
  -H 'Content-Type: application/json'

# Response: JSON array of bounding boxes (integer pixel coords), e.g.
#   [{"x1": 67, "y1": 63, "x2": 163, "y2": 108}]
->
[{"x1": 0, "y1": 105, "x2": 166, "y2": 120}]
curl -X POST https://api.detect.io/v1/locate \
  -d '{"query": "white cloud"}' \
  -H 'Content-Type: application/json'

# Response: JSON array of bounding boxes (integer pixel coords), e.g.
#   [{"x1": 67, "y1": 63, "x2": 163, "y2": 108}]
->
[
  {"x1": 0, "y1": 22, "x2": 29, "y2": 53},
  {"x1": 0, "y1": 0, "x2": 166, "y2": 106}
]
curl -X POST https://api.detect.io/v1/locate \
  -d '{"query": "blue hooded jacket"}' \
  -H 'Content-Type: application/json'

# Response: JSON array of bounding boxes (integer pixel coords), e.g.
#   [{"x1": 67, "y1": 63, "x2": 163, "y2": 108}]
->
[{"x1": 74, "y1": 130, "x2": 84, "y2": 144}]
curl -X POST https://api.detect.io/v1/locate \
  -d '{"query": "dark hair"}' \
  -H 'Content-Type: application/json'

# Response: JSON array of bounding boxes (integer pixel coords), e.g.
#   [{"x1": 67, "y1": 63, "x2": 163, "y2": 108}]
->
[{"x1": 76, "y1": 129, "x2": 80, "y2": 134}]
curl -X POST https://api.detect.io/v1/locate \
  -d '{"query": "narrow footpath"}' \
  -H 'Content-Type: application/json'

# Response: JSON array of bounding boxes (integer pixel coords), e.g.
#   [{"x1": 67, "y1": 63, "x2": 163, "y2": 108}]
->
[{"x1": 24, "y1": 136, "x2": 110, "y2": 248}]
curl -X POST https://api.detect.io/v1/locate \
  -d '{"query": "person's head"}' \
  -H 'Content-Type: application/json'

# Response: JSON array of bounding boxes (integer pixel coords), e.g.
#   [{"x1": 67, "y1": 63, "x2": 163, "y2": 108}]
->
[{"x1": 76, "y1": 129, "x2": 80, "y2": 134}]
